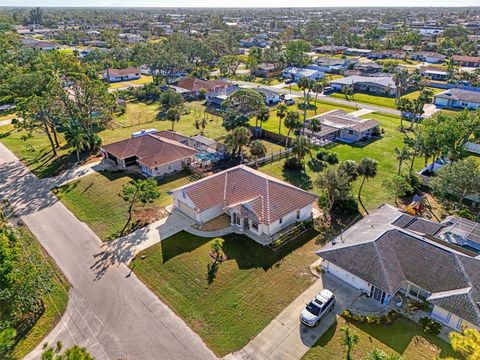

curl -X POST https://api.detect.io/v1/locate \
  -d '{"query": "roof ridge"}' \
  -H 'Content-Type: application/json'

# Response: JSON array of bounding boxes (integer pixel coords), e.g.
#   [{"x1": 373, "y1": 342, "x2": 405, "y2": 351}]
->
[
  {"x1": 374, "y1": 238, "x2": 405, "y2": 293},
  {"x1": 265, "y1": 177, "x2": 270, "y2": 224}
]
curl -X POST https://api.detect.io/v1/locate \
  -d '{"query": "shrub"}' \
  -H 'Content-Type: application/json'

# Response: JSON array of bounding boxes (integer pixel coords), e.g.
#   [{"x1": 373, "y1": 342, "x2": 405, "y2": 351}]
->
[
  {"x1": 372, "y1": 127, "x2": 381, "y2": 137},
  {"x1": 419, "y1": 317, "x2": 442, "y2": 335},
  {"x1": 333, "y1": 196, "x2": 358, "y2": 215},
  {"x1": 316, "y1": 149, "x2": 339, "y2": 165},
  {"x1": 284, "y1": 157, "x2": 302, "y2": 170}
]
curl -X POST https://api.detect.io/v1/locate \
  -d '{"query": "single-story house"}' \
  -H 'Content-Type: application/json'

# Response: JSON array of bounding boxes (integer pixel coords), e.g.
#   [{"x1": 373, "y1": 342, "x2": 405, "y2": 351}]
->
[
  {"x1": 254, "y1": 87, "x2": 281, "y2": 105},
  {"x1": 101, "y1": 130, "x2": 199, "y2": 177},
  {"x1": 101, "y1": 67, "x2": 141, "y2": 83},
  {"x1": 204, "y1": 85, "x2": 279, "y2": 109},
  {"x1": 351, "y1": 61, "x2": 384, "y2": 75},
  {"x1": 434, "y1": 89, "x2": 480, "y2": 110},
  {"x1": 311, "y1": 57, "x2": 357, "y2": 73},
  {"x1": 438, "y1": 216, "x2": 480, "y2": 252},
  {"x1": 306, "y1": 109, "x2": 380, "y2": 143},
  {"x1": 240, "y1": 37, "x2": 267, "y2": 48},
  {"x1": 170, "y1": 77, "x2": 232, "y2": 99},
  {"x1": 330, "y1": 75, "x2": 397, "y2": 96},
  {"x1": 20, "y1": 38, "x2": 61, "y2": 51},
  {"x1": 410, "y1": 51, "x2": 446, "y2": 64},
  {"x1": 368, "y1": 50, "x2": 406, "y2": 60},
  {"x1": 452, "y1": 55, "x2": 480, "y2": 68},
  {"x1": 282, "y1": 67, "x2": 325, "y2": 82},
  {"x1": 421, "y1": 67, "x2": 448, "y2": 81},
  {"x1": 313, "y1": 45, "x2": 347, "y2": 54},
  {"x1": 170, "y1": 165, "x2": 317, "y2": 241},
  {"x1": 344, "y1": 48, "x2": 373, "y2": 57},
  {"x1": 254, "y1": 63, "x2": 283, "y2": 78},
  {"x1": 318, "y1": 204, "x2": 480, "y2": 332}
]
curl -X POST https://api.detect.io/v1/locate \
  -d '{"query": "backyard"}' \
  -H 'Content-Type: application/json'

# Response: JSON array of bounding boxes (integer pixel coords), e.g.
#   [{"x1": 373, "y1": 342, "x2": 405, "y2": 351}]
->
[
  {"x1": 130, "y1": 229, "x2": 321, "y2": 356},
  {"x1": 257, "y1": 112, "x2": 424, "y2": 211},
  {"x1": 9, "y1": 226, "x2": 69, "y2": 360},
  {"x1": 301, "y1": 316, "x2": 457, "y2": 360},
  {"x1": 54, "y1": 170, "x2": 193, "y2": 241}
]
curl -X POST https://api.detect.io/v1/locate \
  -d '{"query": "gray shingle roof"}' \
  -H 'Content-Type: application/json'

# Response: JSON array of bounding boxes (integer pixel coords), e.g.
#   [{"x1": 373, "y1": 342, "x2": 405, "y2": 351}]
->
[
  {"x1": 392, "y1": 214, "x2": 444, "y2": 236},
  {"x1": 435, "y1": 89, "x2": 480, "y2": 103}
]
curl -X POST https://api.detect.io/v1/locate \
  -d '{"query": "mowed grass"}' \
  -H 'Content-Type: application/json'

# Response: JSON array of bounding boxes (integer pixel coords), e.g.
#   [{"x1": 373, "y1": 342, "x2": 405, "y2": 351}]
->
[
  {"x1": 258, "y1": 112, "x2": 423, "y2": 211},
  {"x1": 54, "y1": 171, "x2": 192, "y2": 241},
  {"x1": 10, "y1": 227, "x2": 69, "y2": 360},
  {"x1": 130, "y1": 229, "x2": 319, "y2": 356},
  {"x1": 301, "y1": 316, "x2": 457, "y2": 360}
]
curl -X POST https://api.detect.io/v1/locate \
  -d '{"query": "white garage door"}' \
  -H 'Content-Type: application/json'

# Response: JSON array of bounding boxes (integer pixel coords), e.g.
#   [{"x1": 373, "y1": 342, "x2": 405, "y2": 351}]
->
[{"x1": 177, "y1": 201, "x2": 197, "y2": 220}]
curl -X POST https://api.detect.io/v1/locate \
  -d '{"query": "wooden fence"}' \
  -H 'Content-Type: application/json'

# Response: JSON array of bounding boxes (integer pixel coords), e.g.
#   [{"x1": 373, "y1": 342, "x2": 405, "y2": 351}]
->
[{"x1": 246, "y1": 148, "x2": 291, "y2": 167}]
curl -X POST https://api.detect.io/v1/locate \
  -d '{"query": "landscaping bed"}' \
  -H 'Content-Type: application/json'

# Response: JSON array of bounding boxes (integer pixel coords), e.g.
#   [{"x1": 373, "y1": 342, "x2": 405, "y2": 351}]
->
[{"x1": 130, "y1": 229, "x2": 320, "y2": 356}]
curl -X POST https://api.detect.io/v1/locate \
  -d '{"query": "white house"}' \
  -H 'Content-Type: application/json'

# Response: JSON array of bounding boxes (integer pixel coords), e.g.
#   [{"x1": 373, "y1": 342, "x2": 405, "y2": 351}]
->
[
  {"x1": 283, "y1": 67, "x2": 325, "y2": 82},
  {"x1": 317, "y1": 204, "x2": 480, "y2": 332},
  {"x1": 330, "y1": 75, "x2": 397, "y2": 96},
  {"x1": 101, "y1": 130, "x2": 198, "y2": 178},
  {"x1": 170, "y1": 165, "x2": 317, "y2": 241},
  {"x1": 102, "y1": 67, "x2": 141, "y2": 82},
  {"x1": 434, "y1": 89, "x2": 480, "y2": 110}
]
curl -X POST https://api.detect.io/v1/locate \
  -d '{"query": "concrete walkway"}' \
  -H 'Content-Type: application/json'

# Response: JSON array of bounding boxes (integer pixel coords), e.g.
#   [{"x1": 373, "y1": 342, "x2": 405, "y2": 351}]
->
[
  {"x1": 225, "y1": 273, "x2": 361, "y2": 360},
  {"x1": 185, "y1": 225, "x2": 236, "y2": 238},
  {"x1": 43, "y1": 160, "x2": 103, "y2": 189}
]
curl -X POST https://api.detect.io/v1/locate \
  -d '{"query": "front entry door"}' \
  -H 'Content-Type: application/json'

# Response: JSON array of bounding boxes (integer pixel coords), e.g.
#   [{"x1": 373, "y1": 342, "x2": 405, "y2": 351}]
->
[{"x1": 371, "y1": 286, "x2": 383, "y2": 302}]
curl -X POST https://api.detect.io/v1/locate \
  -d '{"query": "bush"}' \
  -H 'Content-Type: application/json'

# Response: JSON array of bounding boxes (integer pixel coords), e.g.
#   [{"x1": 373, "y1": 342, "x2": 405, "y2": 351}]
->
[
  {"x1": 316, "y1": 149, "x2": 339, "y2": 165},
  {"x1": 372, "y1": 127, "x2": 381, "y2": 137},
  {"x1": 419, "y1": 317, "x2": 442, "y2": 335},
  {"x1": 284, "y1": 157, "x2": 302, "y2": 170},
  {"x1": 333, "y1": 196, "x2": 358, "y2": 215},
  {"x1": 297, "y1": 103, "x2": 317, "y2": 111}
]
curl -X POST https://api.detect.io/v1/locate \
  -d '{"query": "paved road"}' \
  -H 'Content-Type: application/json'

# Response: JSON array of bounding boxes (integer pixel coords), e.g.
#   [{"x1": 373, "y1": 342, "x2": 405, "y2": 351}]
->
[
  {"x1": 233, "y1": 80, "x2": 401, "y2": 116},
  {"x1": 0, "y1": 143, "x2": 216, "y2": 360}
]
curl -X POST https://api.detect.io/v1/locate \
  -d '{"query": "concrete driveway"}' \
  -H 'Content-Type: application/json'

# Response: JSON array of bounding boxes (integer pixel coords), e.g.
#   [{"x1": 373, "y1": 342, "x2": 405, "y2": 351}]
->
[{"x1": 226, "y1": 273, "x2": 361, "y2": 360}]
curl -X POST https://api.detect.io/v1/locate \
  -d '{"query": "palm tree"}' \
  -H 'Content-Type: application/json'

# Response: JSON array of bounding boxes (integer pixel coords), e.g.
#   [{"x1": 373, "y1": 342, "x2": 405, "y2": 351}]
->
[
  {"x1": 249, "y1": 140, "x2": 267, "y2": 167},
  {"x1": 366, "y1": 348, "x2": 401, "y2": 360},
  {"x1": 284, "y1": 110, "x2": 301, "y2": 148},
  {"x1": 276, "y1": 103, "x2": 288, "y2": 134},
  {"x1": 312, "y1": 80, "x2": 325, "y2": 115},
  {"x1": 292, "y1": 135, "x2": 313, "y2": 169},
  {"x1": 166, "y1": 107, "x2": 182, "y2": 131},
  {"x1": 357, "y1": 157, "x2": 378, "y2": 214},
  {"x1": 393, "y1": 69, "x2": 409, "y2": 103},
  {"x1": 210, "y1": 238, "x2": 224, "y2": 263},
  {"x1": 394, "y1": 146, "x2": 412, "y2": 174},
  {"x1": 256, "y1": 107, "x2": 270, "y2": 137},
  {"x1": 232, "y1": 126, "x2": 250, "y2": 156},
  {"x1": 341, "y1": 326, "x2": 359, "y2": 360},
  {"x1": 64, "y1": 120, "x2": 88, "y2": 163},
  {"x1": 308, "y1": 118, "x2": 321, "y2": 133},
  {"x1": 194, "y1": 116, "x2": 207, "y2": 135},
  {"x1": 396, "y1": 98, "x2": 414, "y2": 130},
  {"x1": 342, "y1": 85, "x2": 353, "y2": 101},
  {"x1": 297, "y1": 77, "x2": 315, "y2": 133}
]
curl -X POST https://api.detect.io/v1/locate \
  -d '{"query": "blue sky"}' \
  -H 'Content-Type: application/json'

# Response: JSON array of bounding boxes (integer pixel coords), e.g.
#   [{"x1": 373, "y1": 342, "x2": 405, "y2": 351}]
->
[{"x1": 2, "y1": 0, "x2": 480, "y2": 7}]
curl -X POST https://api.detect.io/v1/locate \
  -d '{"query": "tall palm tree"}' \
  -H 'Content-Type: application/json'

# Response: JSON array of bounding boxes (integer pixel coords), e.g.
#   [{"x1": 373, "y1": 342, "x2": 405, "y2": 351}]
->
[
  {"x1": 256, "y1": 107, "x2": 270, "y2": 137},
  {"x1": 357, "y1": 157, "x2": 378, "y2": 214},
  {"x1": 342, "y1": 85, "x2": 353, "y2": 101},
  {"x1": 194, "y1": 116, "x2": 207, "y2": 135},
  {"x1": 276, "y1": 103, "x2": 288, "y2": 134},
  {"x1": 232, "y1": 126, "x2": 250, "y2": 156},
  {"x1": 308, "y1": 118, "x2": 321, "y2": 133},
  {"x1": 292, "y1": 135, "x2": 313, "y2": 169},
  {"x1": 312, "y1": 80, "x2": 325, "y2": 115},
  {"x1": 298, "y1": 77, "x2": 315, "y2": 134},
  {"x1": 396, "y1": 98, "x2": 413, "y2": 130},
  {"x1": 341, "y1": 326, "x2": 359, "y2": 360},
  {"x1": 284, "y1": 110, "x2": 301, "y2": 148},
  {"x1": 394, "y1": 146, "x2": 412, "y2": 174},
  {"x1": 249, "y1": 140, "x2": 267, "y2": 167},
  {"x1": 393, "y1": 69, "x2": 409, "y2": 103},
  {"x1": 64, "y1": 120, "x2": 88, "y2": 163}
]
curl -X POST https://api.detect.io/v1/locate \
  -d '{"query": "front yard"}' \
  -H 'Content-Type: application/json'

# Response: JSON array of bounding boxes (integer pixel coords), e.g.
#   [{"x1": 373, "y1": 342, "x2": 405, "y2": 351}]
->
[
  {"x1": 258, "y1": 112, "x2": 424, "y2": 211},
  {"x1": 130, "y1": 229, "x2": 320, "y2": 356},
  {"x1": 301, "y1": 316, "x2": 457, "y2": 360},
  {"x1": 54, "y1": 171, "x2": 193, "y2": 241}
]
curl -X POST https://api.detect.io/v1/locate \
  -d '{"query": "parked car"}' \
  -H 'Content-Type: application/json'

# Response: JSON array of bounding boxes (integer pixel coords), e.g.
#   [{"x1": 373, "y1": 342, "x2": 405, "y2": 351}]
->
[
  {"x1": 322, "y1": 87, "x2": 335, "y2": 95},
  {"x1": 300, "y1": 289, "x2": 335, "y2": 327},
  {"x1": 284, "y1": 97, "x2": 296, "y2": 106}
]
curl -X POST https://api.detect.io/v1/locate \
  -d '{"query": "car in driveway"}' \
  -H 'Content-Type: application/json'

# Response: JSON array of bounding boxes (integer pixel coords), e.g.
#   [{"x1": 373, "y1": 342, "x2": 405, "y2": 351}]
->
[{"x1": 300, "y1": 289, "x2": 335, "y2": 327}]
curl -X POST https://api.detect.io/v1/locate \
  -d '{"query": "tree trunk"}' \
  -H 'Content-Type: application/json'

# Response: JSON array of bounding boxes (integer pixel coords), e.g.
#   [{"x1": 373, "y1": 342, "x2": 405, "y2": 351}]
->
[
  {"x1": 302, "y1": 92, "x2": 307, "y2": 135},
  {"x1": 44, "y1": 125, "x2": 57, "y2": 156},
  {"x1": 409, "y1": 153, "x2": 416, "y2": 174},
  {"x1": 285, "y1": 129, "x2": 291, "y2": 148},
  {"x1": 51, "y1": 125, "x2": 60, "y2": 148},
  {"x1": 398, "y1": 159, "x2": 402, "y2": 174},
  {"x1": 358, "y1": 176, "x2": 368, "y2": 214},
  {"x1": 314, "y1": 93, "x2": 318, "y2": 115},
  {"x1": 278, "y1": 118, "x2": 282, "y2": 135},
  {"x1": 122, "y1": 198, "x2": 136, "y2": 235},
  {"x1": 76, "y1": 148, "x2": 80, "y2": 163},
  {"x1": 171, "y1": 121, "x2": 175, "y2": 131}
]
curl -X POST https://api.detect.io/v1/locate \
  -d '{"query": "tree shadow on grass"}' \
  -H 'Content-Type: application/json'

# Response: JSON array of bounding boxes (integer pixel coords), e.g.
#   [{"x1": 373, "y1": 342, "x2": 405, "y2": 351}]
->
[
  {"x1": 207, "y1": 261, "x2": 219, "y2": 285},
  {"x1": 282, "y1": 166, "x2": 313, "y2": 190}
]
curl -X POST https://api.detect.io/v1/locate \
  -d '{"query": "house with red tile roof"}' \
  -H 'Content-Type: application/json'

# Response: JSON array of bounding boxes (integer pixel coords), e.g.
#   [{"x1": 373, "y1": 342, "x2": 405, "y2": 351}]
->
[
  {"x1": 169, "y1": 77, "x2": 232, "y2": 99},
  {"x1": 100, "y1": 131, "x2": 199, "y2": 177},
  {"x1": 170, "y1": 165, "x2": 318, "y2": 240}
]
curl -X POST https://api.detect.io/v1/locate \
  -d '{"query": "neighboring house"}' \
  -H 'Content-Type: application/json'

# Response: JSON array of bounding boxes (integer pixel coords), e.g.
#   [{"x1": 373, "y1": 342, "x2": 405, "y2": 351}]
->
[
  {"x1": 318, "y1": 204, "x2": 480, "y2": 332},
  {"x1": 434, "y1": 89, "x2": 480, "y2": 110},
  {"x1": 368, "y1": 50, "x2": 406, "y2": 60},
  {"x1": 452, "y1": 55, "x2": 480, "y2": 68},
  {"x1": 254, "y1": 63, "x2": 283, "y2": 78},
  {"x1": 330, "y1": 75, "x2": 397, "y2": 96},
  {"x1": 204, "y1": 85, "x2": 279, "y2": 109},
  {"x1": 347, "y1": 61, "x2": 384, "y2": 76},
  {"x1": 344, "y1": 48, "x2": 373, "y2": 57},
  {"x1": 254, "y1": 87, "x2": 281, "y2": 105},
  {"x1": 170, "y1": 165, "x2": 317, "y2": 241},
  {"x1": 306, "y1": 109, "x2": 380, "y2": 143},
  {"x1": 438, "y1": 216, "x2": 480, "y2": 252},
  {"x1": 20, "y1": 38, "x2": 60, "y2": 51},
  {"x1": 282, "y1": 67, "x2": 325, "y2": 82},
  {"x1": 100, "y1": 130, "x2": 199, "y2": 177},
  {"x1": 410, "y1": 51, "x2": 447, "y2": 64},
  {"x1": 311, "y1": 57, "x2": 357, "y2": 73},
  {"x1": 313, "y1": 45, "x2": 347, "y2": 54},
  {"x1": 170, "y1": 77, "x2": 232, "y2": 99},
  {"x1": 240, "y1": 37, "x2": 267, "y2": 48},
  {"x1": 101, "y1": 67, "x2": 141, "y2": 82},
  {"x1": 421, "y1": 66, "x2": 449, "y2": 81}
]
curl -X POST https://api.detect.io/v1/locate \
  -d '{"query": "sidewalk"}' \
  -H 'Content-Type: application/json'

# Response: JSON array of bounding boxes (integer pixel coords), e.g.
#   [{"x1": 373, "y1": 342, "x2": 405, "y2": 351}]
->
[{"x1": 225, "y1": 273, "x2": 361, "y2": 360}]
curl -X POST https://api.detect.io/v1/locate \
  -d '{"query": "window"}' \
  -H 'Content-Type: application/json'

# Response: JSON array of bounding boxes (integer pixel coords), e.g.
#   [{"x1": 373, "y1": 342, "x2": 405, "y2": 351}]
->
[
  {"x1": 251, "y1": 222, "x2": 259, "y2": 231},
  {"x1": 296, "y1": 210, "x2": 301, "y2": 220},
  {"x1": 279, "y1": 218, "x2": 283, "y2": 224}
]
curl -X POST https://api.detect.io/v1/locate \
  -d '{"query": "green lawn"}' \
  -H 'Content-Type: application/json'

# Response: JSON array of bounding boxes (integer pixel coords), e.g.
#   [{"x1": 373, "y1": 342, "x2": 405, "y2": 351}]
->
[
  {"x1": 329, "y1": 87, "x2": 443, "y2": 109},
  {"x1": 54, "y1": 171, "x2": 193, "y2": 241},
  {"x1": 258, "y1": 112, "x2": 424, "y2": 211},
  {"x1": 0, "y1": 100, "x2": 227, "y2": 178},
  {"x1": 0, "y1": 110, "x2": 16, "y2": 121},
  {"x1": 10, "y1": 226, "x2": 69, "y2": 360},
  {"x1": 302, "y1": 316, "x2": 457, "y2": 360},
  {"x1": 108, "y1": 75, "x2": 153, "y2": 89},
  {"x1": 130, "y1": 229, "x2": 320, "y2": 356}
]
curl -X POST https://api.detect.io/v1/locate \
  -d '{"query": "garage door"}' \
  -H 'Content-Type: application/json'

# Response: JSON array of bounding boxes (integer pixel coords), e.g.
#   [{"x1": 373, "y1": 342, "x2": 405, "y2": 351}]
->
[{"x1": 177, "y1": 201, "x2": 197, "y2": 220}]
